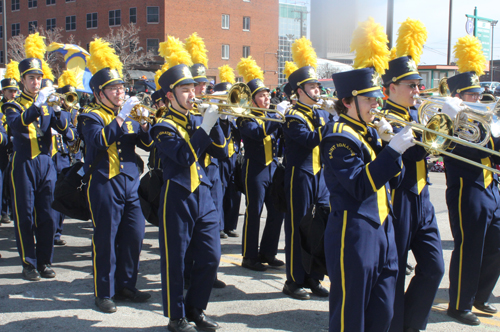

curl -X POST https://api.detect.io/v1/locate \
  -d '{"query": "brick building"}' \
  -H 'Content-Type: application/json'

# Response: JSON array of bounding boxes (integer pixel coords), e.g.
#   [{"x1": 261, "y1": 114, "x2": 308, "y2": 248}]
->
[{"x1": 0, "y1": 0, "x2": 280, "y2": 87}]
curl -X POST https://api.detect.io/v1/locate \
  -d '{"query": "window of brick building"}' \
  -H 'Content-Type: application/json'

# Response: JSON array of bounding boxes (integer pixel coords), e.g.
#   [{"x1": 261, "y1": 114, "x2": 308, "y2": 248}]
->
[
  {"x1": 147, "y1": 7, "x2": 159, "y2": 23},
  {"x1": 66, "y1": 0, "x2": 75, "y2": 2},
  {"x1": 12, "y1": 0, "x2": 20, "y2": 11},
  {"x1": 87, "y1": 13, "x2": 97, "y2": 29},
  {"x1": 130, "y1": 7, "x2": 137, "y2": 24},
  {"x1": 0, "y1": 26, "x2": 3, "y2": 39},
  {"x1": 47, "y1": 18, "x2": 56, "y2": 30},
  {"x1": 66, "y1": 15, "x2": 76, "y2": 31},
  {"x1": 0, "y1": 1, "x2": 3, "y2": 13},
  {"x1": 243, "y1": 17, "x2": 250, "y2": 31},
  {"x1": 222, "y1": 45, "x2": 230, "y2": 60},
  {"x1": 46, "y1": 0, "x2": 55, "y2": 5},
  {"x1": 0, "y1": 51, "x2": 4, "y2": 64},
  {"x1": 28, "y1": 21, "x2": 38, "y2": 33},
  {"x1": 11, "y1": 23, "x2": 20, "y2": 36},
  {"x1": 243, "y1": 46, "x2": 250, "y2": 58},
  {"x1": 222, "y1": 14, "x2": 229, "y2": 29},
  {"x1": 147, "y1": 39, "x2": 159, "y2": 55},
  {"x1": 28, "y1": 0, "x2": 37, "y2": 8},
  {"x1": 109, "y1": 10, "x2": 121, "y2": 27}
]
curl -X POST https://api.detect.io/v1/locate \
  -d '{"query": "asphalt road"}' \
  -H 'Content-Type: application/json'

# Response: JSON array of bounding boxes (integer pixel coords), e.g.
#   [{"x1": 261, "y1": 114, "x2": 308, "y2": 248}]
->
[{"x1": 1, "y1": 170, "x2": 500, "y2": 331}]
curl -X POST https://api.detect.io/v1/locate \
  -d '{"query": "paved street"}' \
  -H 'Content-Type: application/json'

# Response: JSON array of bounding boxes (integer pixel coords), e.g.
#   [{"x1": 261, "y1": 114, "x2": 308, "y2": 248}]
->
[{"x1": 1, "y1": 169, "x2": 500, "y2": 331}]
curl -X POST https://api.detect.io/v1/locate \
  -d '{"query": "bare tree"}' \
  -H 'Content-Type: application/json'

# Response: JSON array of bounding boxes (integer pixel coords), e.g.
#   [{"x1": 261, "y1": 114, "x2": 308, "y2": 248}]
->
[
  {"x1": 95, "y1": 23, "x2": 156, "y2": 81},
  {"x1": 316, "y1": 63, "x2": 347, "y2": 79}
]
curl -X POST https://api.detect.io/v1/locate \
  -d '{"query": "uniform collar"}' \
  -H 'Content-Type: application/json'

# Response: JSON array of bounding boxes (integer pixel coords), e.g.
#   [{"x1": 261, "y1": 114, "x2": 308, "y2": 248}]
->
[
  {"x1": 20, "y1": 91, "x2": 34, "y2": 102},
  {"x1": 295, "y1": 100, "x2": 315, "y2": 118},
  {"x1": 167, "y1": 105, "x2": 190, "y2": 127},
  {"x1": 190, "y1": 104, "x2": 202, "y2": 116},
  {"x1": 339, "y1": 113, "x2": 368, "y2": 136},
  {"x1": 99, "y1": 102, "x2": 116, "y2": 116},
  {"x1": 251, "y1": 108, "x2": 266, "y2": 117},
  {"x1": 386, "y1": 99, "x2": 410, "y2": 121}
]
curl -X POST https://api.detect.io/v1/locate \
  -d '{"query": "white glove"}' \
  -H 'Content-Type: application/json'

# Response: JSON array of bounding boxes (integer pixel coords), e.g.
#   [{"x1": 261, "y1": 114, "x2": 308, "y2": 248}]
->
[
  {"x1": 276, "y1": 101, "x2": 290, "y2": 114},
  {"x1": 374, "y1": 118, "x2": 393, "y2": 142},
  {"x1": 53, "y1": 105, "x2": 61, "y2": 113},
  {"x1": 323, "y1": 100, "x2": 335, "y2": 110},
  {"x1": 117, "y1": 96, "x2": 140, "y2": 121},
  {"x1": 200, "y1": 105, "x2": 220, "y2": 134},
  {"x1": 388, "y1": 125, "x2": 415, "y2": 154},
  {"x1": 34, "y1": 87, "x2": 55, "y2": 108},
  {"x1": 441, "y1": 97, "x2": 464, "y2": 121},
  {"x1": 220, "y1": 114, "x2": 228, "y2": 120},
  {"x1": 197, "y1": 103, "x2": 210, "y2": 114},
  {"x1": 51, "y1": 128, "x2": 58, "y2": 136}
]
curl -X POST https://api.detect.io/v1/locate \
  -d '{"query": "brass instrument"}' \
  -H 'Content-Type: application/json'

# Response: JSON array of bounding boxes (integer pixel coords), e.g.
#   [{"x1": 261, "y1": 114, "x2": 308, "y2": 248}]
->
[
  {"x1": 418, "y1": 77, "x2": 450, "y2": 96},
  {"x1": 127, "y1": 103, "x2": 164, "y2": 124},
  {"x1": 480, "y1": 93, "x2": 497, "y2": 103},
  {"x1": 193, "y1": 82, "x2": 285, "y2": 123},
  {"x1": 371, "y1": 109, "x2": 500, "y2": 175},
  {"x1": 47, "y1": 92, "x2": 79, "y2": 108}
]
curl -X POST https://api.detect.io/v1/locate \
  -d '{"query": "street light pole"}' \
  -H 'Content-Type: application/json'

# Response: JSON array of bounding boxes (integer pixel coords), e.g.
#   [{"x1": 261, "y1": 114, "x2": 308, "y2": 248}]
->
[
  {"x1": 447, "y1": 0, "x2": 453, "y2": 65},
  {"x1": 386, "y1": 0, "x2": 394, "y2": 49},
  {"x1": 3, "y1": 0, "x2": 7, "y2": 64},
  {"x1": 491, "y1": 20, "x2": 498, "y2": 81}
]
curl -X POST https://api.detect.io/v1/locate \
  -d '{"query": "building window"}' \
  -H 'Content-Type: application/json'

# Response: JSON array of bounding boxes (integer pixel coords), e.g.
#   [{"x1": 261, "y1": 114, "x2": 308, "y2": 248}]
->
[
  {"x1": 87, "y1": 13, "x2": 97, "y2": 29},
  {"x1": 130, "y1": 7, "x2": 137, "y2": 24},
  {"x1": 222, "y1": 14, "x2": 229, "y2": 29},
  {"x1": 66, "y1": 15, "x2": 76, "y2": 31},
  {"x1": 11, "y1": 23, "x2": 20, "y2": 36},
  {"x1": 222, "y1": 44, "x2": 229, "y2": 60},
  {"x1": 12, "y1": 0, "x2": 20, "y2": 11},
  {"x1": 0, "y1": 51, "x2": 4, "y2": 64},
  {"x1": 243, "y1": 46, "x2": 250, "y2": 58},
  {"x1": 243, "y1": 16, "x2": 250, "y2": 31},
  {"x1": 109, "y1": 9, "x2": 121, "y2": 27},
  {"x1": 147, "y1": 7, "x2": 159, "y2": 23},
  {"x1": 0, "y1": 26, "x2": 3, "y2": 39},
  {"x1": 28, "y1": 0, "x2": 37, "y2": 8},
  {"x1": 0, "y1": 1, "x2": 3, "y2": 13},
  {"x1": 66, "y1": 0, "x2": 75, "y2": 2},
  {"x1": 147, "y1": 39, "x2": 159, "y2": 55},
  {"x1": 47, "y1": 18, "x2": 56, "y2": 30},
  {"x1": 46, "y1": 0, "x2": 55, "y2": 5},
  {"x1": 28, "y1": 21, "x2": 38, "y2": 33}
]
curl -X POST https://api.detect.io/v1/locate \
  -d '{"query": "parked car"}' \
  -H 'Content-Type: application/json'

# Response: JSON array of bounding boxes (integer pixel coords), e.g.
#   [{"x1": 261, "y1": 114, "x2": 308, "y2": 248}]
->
[{"x1": 494, "y1": 85, "x2": 500, "y2": 97}]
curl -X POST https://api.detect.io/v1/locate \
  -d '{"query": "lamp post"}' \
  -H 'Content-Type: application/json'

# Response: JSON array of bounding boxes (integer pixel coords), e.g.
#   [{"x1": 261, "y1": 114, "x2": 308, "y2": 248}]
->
[{"x1": 491, "y1": 20, "x2": 498, "y2": 81}]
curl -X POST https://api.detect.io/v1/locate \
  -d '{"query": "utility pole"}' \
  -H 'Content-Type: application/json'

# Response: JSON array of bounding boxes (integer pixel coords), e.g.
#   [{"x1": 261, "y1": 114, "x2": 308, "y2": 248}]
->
[
  {"x1": 2, "y1": 0, "x2": 7, "y2": 64},
  {"x1": 491, "y1": 20, "x2": 498, "y2": 81},
  {"x1": 447, "y1": 0, "x2": 453, "y2": 65},
  {"x1": 386, "y1": 0, "x2": 394, "y2": 49},
  {"x1": 292, "y1": 9, "x2": 309, "y2": 38}
]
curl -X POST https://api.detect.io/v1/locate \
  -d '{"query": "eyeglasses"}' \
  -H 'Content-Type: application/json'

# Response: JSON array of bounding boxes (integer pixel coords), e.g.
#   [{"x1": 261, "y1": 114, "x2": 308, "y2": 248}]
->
[
  {"x1": 105, "y1": 86, "x2": 125, "y2": 93},
  {"x1": 397, "y1": 82, "x2": 421, "y2": 90},
  {"x1": 462, "y1": 92, "x2": 483, "y2": 100}
]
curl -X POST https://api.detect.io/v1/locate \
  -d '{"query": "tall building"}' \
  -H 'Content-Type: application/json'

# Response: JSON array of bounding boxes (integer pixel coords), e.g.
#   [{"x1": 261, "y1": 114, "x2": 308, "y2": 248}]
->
[
  {"x1": 0, "y1": 0, "x2": 279, "y2": 86},
  {"x1": 278, "y1": 0, "x2": 309, "y2": 84}
]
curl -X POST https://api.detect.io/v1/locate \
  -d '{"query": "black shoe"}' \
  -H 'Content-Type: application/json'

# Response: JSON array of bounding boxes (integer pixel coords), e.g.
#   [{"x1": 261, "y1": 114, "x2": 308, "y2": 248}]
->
[
  {"x1": 305, "y1": 278, "x2": 329, "y2": 297},
  {"x1": 1, "y1": 214, "x2": 12, "y2": 223},
  {"x1": 283, "y1": 281, "x2": 310, "y2": 300},
  {"x1": 168, "y1": 317, "x2": 197, "y2": 332},
  {"x1": 37, "y1": 264, "x2": 56, "y2": 278},
  {"x1": 259, "y1": 254, "x2": 285, "y2": 267},
  {"x1": 213, "y1": 278, "x2": 226, "y2": 289},
  {"x1": 447, "y1": 307, "x2": 480, "y2": 326},
  {"x1": 224, "y1": 229, "x2": 239, "y2": 237},
  {"x1": 22, "y1": 265, "x2": 41, "y2": 281},
  {"x1": 185, "y1": 306, "x2": 220, "y2": 330},
  {"x1": 95, "y1": 297, "x2": 117, "y2": 313},
  {"x1": 242, "y1": 257, "x2": 267, "y2": 271},
  {"x1": 474, "y1": 301, "x2": 498, "y2": 314},
  {"x1": 54, "y1": 239, "x2": 67, "y2": 246},
  {"x1": 114, "y1": 288, "x2": 151, "y2": 302},
  {"x1": 220, "y1": 231, "x2": 228, "y2": 239}
]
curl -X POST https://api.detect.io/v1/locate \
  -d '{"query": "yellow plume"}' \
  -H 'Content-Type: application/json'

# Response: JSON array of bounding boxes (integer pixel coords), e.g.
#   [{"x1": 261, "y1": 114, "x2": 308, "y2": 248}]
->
[
  {"x1": 41, "y1": 59, "x2": 54, "y2": 81},
  {"x1": 24, "y1": 32, "x2": 46, "y2": 60},
  {"x1": 454, "y1": 35, "x2": 486, "y2": 76},
  {"x1": 389, "y1": 47, "x2": 397, "y2": 60},
  {"x1": 154, "y1": 63, "x2": 170, "y2": 88},
  {"x1": 236, "y1": 56, "x2": 264, "y2": 82},
  {"x1": 396, "y1": 18, "x2": 427, "y2": 65},
  {"x1": 350, "y1": 17, "x2": 390, "y2": 74},
  {"x1": 4, "y1": 60, "x2": 20, "y2": 82},
  {"x1": 58, "y1": 69, "x2": 77, "y2": 87},
  {"x1": 218, "y1": 65, "x2": 235, "y2": 84},
  {"x1": 185, "y1": 32, "x2": 208, "y2": 68},
  {"x1": 291, "y1": 37, "x2": 317, "y2": 69},
  {"x1": 159, "y1": 36, "x2": 193, "y2": 68},
  {"x1": 88, "y1": 38, "x2": 123, "y2": 76},
  {"x1": 283, "y1": 61, "x2": 298, "y2": 79}
]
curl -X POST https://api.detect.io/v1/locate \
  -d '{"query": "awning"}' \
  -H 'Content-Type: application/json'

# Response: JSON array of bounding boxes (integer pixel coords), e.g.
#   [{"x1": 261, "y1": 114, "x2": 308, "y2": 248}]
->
[{"x1": 128, "y1": 70, "x2": 155, "y2": 80}]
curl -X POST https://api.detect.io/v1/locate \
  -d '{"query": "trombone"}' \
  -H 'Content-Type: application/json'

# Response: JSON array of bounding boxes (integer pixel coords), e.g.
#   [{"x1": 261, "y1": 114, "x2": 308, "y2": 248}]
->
[
  {"x1": 370, "y1": 108, "x2": 500, "y2": 175},
  {"x1": 47, "y1": 92, "x2": 79, "y2": 109},
  {"x1": 192, "y1": 82, "x2": 285, "y2": 123}
]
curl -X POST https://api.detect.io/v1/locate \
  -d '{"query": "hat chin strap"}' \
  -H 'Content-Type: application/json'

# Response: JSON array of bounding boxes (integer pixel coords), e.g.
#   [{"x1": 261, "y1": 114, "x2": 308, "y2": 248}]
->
[
  {"x1": 298, "y1": 85, "x2": 319, "y2": 103},
  {"x1": 173, "y1": 89, "x2": 188, "y2": 112},
  {"x1": 98, "y1": 89, "x2": 120, "y2": 112},
  {"x1": 354, "y1": 96, "x2": 366, "y2": 126}
]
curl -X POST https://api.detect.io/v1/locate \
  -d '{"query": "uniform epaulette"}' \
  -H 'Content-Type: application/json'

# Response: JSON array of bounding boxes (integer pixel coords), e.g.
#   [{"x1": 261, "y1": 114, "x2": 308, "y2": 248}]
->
[{"x1": 332, "y1": 122, "x2": 345, "y2": 133}]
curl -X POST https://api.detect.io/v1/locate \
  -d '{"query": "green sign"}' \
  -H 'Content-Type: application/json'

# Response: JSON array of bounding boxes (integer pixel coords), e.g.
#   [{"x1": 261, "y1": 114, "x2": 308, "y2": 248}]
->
[{"x1": 476, "y1": 20, "x2": 491, "y2": 59}]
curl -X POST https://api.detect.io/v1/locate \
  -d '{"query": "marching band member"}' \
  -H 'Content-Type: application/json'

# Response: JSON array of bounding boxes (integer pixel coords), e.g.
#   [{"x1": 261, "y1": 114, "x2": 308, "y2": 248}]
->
[
  {"x1": 282, "y1": 38, "x2": 331, "y2": 300},
  {"x1": 443, "y1": 36, "x2": 500, "y2": 326},
  {"x1": 80, "y1": 39, "x2": 153, "y2": 313},
  {"x1": 236, "y1": 56, "x2": 284, "y2": 271},
  {"x1": 148, "y1": 65, "x2": 169, "y2": 171},
  {"x1": 381, "y1": 19, "x2": 444, "y2": 332},
  {"x1": 2, "y1": 33, "x2": 73, "y2": 281},
  {"x1": 321, "y1": 18, "x2": 414, "y2": 332},
  {"x1": 153, "y1": 41, "x2": 224, "y2": 331}
]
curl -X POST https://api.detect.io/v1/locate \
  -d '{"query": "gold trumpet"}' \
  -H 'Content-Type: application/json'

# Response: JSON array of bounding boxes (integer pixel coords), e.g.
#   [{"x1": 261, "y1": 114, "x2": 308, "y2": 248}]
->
[
  {"x1": 371, "y1": 108, "x2": 500, "y2": 175},
  {"x1": 47, "y1": 92, "x2": 79, "y2": 108},
  {"x1": 127, "y1": 104, "x2": 164, "y2": 124},
  {"x1": 419, "y1": 77, "x2": 450, "y2": 96},
  {"x1": 193, "y1": 82, "x2": 285, "y2": 123}
]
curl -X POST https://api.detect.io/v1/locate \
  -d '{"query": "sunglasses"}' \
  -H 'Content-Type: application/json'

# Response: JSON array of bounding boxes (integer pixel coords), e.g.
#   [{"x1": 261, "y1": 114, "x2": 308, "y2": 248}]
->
[{"x1": 397, "y1": 82, "x2": 422, "y2": 90}]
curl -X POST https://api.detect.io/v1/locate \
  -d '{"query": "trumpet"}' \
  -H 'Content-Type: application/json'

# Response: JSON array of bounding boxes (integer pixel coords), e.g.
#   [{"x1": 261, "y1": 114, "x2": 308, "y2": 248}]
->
[
  {"x1": 128, "y1": 104, "x2": 164, "y2": 124},
  {"x1": 47, "y1": 92, "x2": 79, "y2": 109},
  {"x1": 192, "y1": 82, "x2": 285, "y2": 123},
  {"x1": 371, "y1": 109, "x2": 500, "y2": 175}
]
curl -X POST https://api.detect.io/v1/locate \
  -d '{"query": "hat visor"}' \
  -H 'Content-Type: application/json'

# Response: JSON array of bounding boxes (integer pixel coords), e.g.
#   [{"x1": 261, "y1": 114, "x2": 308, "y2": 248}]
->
[
  {"x1": 194, "y1": 77, "x2": 209, "y2": 83},
  {"x1": 23, "y1": 69, "x2": 44, "y2": 76},
  {"x1": 101, "y1": 78, "x2": 125, "y2": 89},
  {"x1": 467, "y1": 87, "x2": 483, "y2": 93},
  {"x1": 251, "y1": 86, "x2": 270, "y2": 96},
  {"x1": 2, "y1": 86, "x2": 19, "y2": 91},
  {"x1": 399, "y1": 73, "x2": 423, "y2": 81},
  {"x1": 359, "y1": 89, "x2": 384, "y2": 98}
]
